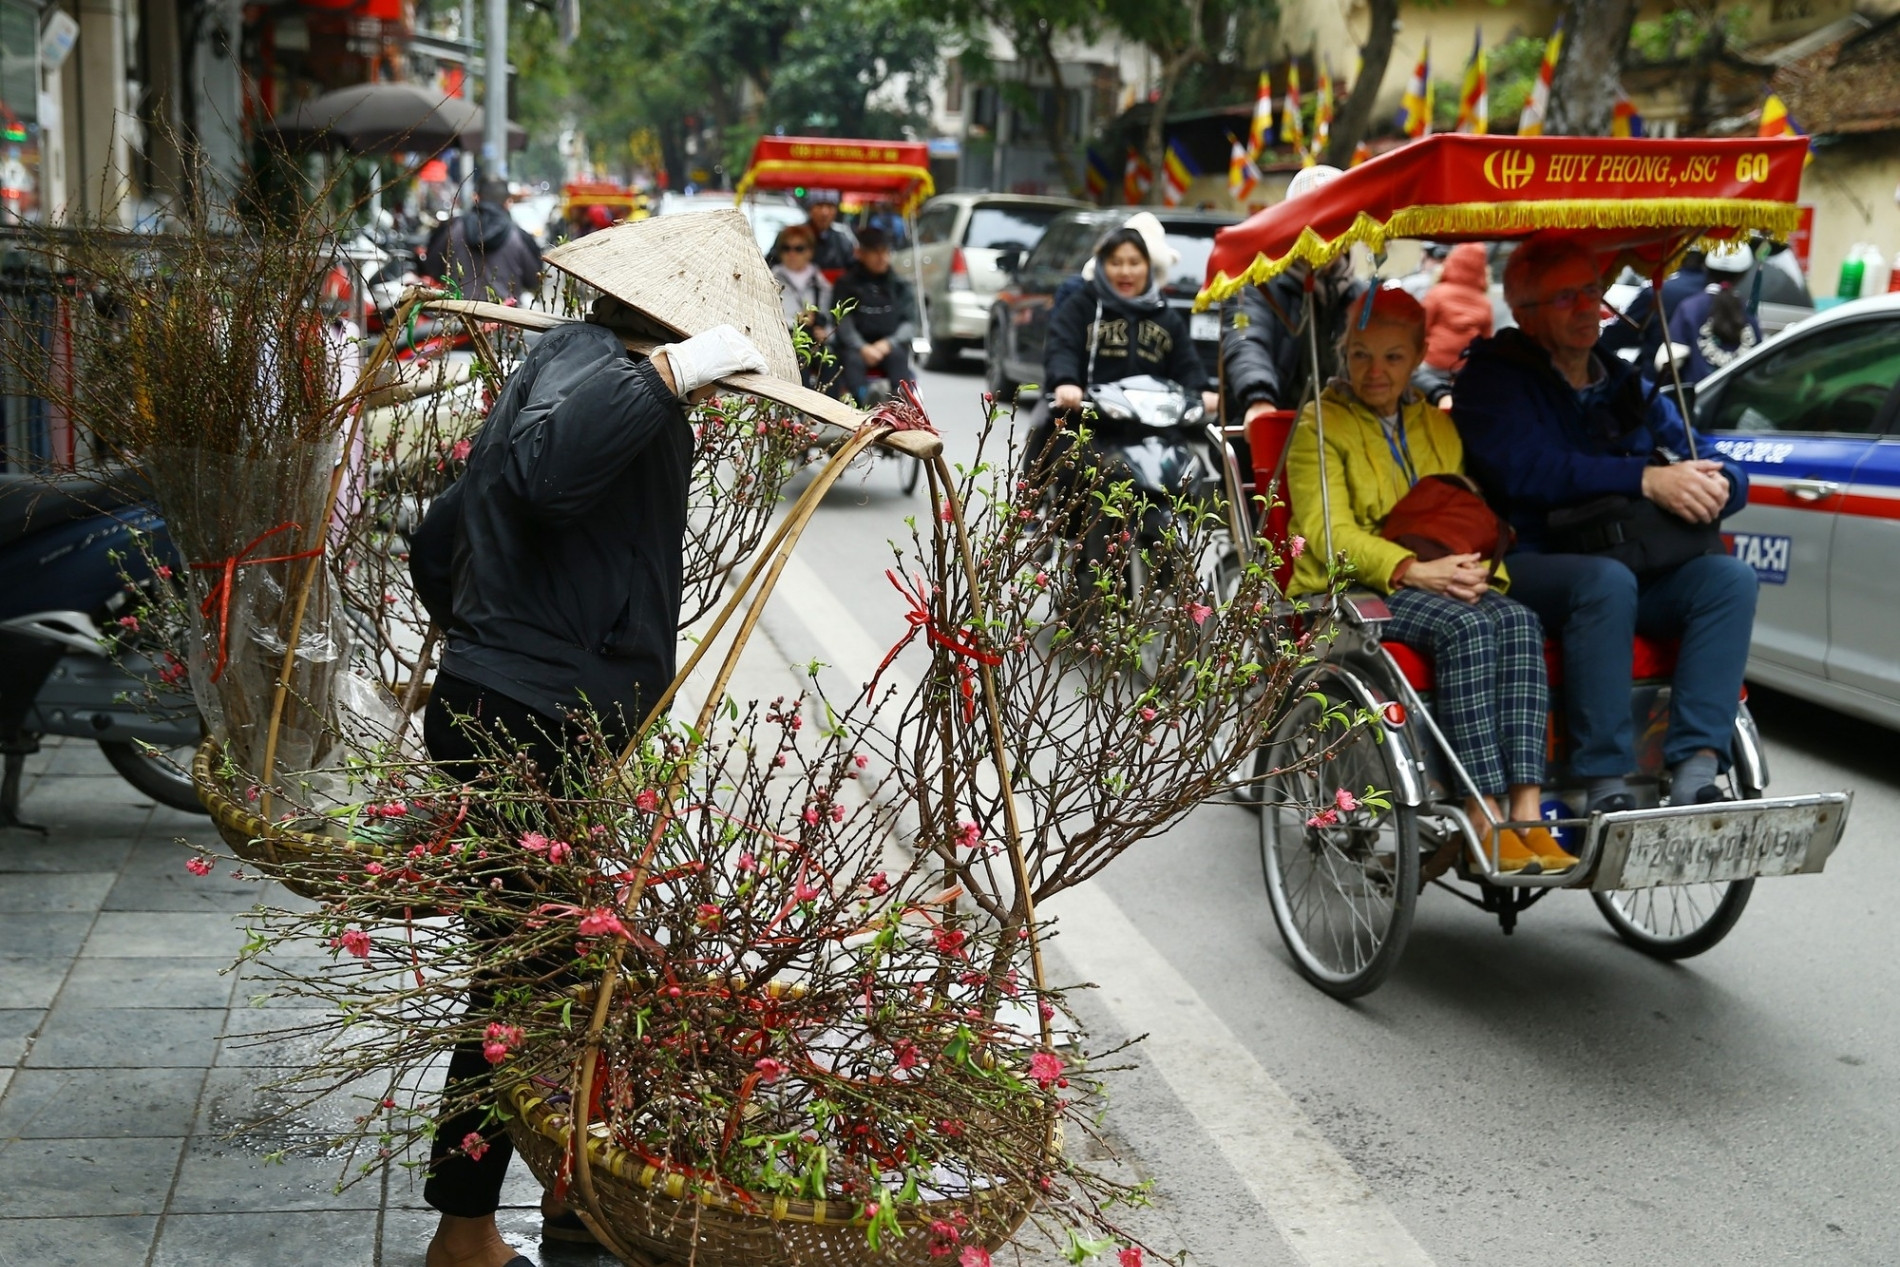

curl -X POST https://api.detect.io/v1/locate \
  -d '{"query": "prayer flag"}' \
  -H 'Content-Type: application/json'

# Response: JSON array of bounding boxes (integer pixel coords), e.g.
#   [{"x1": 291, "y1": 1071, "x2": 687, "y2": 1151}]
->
[
  {"x1": 1249, "y1": 71, "x2": 1274, "y2": 160},
  {"x1": 1398, "y1": 40, "x2": 1432, "y2": 139},
  {"x1": 1162, "y1": 139, "x2": 1195, "y2": 207},
  {"x1": 1228, "y1": 134, "x2": 1260, "y2": 203},
  {"x1": 1456, "y1": 29, "x2": 1488, "y2": 135},
  {"x1": 1519, "y1": 22, "x2": 1562, "y2": 137}
]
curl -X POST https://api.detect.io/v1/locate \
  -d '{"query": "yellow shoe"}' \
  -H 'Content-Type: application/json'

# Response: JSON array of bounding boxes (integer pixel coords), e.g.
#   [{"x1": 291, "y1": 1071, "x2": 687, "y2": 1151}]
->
[
  {"x1": 1481, "y1": 825, "x2": 1541, "y2": 875},
  {"x1": 1520, "y1": 825, "x2": 1579, "y2": 872}
]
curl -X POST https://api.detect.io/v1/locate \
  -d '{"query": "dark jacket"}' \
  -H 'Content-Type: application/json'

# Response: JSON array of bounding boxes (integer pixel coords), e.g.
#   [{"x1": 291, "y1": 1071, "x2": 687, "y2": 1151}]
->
[
  {"x1": 1601, "y1": 265, "x2": 1709, "y2": 377},
  {"x1": 812, "y1": 223, "x2": 859, "y2": 273},
  {"x1": 408, "y1": 322, "x2": 690, "y2": 722},
  {"x1": 1220, "y1": 268, "x2": 1368, "y2": 412},
  {"x1": 425, "y1": 202, "x2": 542, "y2": 302},
  {"x1": 1044, "y1": 274, "x2": 1208, "y2": 392},
  {"x1": 1666, "y1": 286, "x2": 1761, "y2": 384},
  {"x1": 1452, "y1": 327, "x2": 1746, "y2": 550},
  {"x1": 833, "y1": 264, "x2": 917, "y2": 349}
]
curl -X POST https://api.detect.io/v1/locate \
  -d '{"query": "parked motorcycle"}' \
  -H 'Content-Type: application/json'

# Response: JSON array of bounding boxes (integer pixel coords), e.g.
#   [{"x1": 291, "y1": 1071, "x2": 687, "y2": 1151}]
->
[{"x1": 0, "y1": 472, "x2": 206, "y2": 828}]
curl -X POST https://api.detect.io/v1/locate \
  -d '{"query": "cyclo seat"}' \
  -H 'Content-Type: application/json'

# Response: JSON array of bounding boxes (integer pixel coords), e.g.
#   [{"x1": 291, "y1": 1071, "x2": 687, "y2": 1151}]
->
[{"x1": 1383, "y1": 635, "x2": 1681, "y2": 693}]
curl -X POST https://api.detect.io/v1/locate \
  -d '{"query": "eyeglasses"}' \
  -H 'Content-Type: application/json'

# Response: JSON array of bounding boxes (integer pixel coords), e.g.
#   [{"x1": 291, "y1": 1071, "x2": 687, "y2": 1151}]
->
[
  {"x1": 1526, "y1": 283, "x2": 1605, "y2": 312},
  {"x1": 781, "y1": 243, "x2": 811, "y2": 254}
]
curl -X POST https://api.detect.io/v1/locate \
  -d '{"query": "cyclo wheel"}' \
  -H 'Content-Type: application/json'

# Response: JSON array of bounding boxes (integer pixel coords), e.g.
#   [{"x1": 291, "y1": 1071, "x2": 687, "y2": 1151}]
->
[
  {"x1": 1591, "y1": 766, "x2": 1758, "y2": 960},
  {"x1": 898, "y1": 453, "x2": 922, "y2": 495},
  {"x1": 1258, "y1": 675, "x2": 1420, "y2": 999}
]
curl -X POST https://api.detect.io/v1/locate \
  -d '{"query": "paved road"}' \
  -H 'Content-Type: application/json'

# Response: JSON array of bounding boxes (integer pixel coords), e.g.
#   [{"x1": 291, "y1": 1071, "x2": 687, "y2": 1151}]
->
[{"x1": 756, "y1": 353, "x2": 1900, "y2": 1266}]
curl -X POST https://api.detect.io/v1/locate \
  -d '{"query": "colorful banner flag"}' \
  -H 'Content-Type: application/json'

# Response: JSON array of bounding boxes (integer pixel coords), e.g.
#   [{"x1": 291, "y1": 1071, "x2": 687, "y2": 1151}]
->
[
  {"x1": 1398, "y1": 40, "x2": 1433, "y2": 139},
  {"x1": 1249, "y1": 71, "x2": 1274, "y2": 160},
  {"x1": 1123, "y1": 146, "x2": 1153, "y2": 204},
  {"x1": 1519, "y1": 22, "x2": 1562, "y2": 137},
  {"x1": 1084, "y1": 148, "x2": 1111, "y2": 200},
  {"x1": 1312, "y1": 62, "x2": 1335, "y2": 162},
  {"x1": 1609, "y1": 89, "x2": 1644, "y2": 138},
  {"x1": 1228, "y1": 134, "x2": 1261, "y2": 203},
  {"x1": 1281, "y1": 61, "x2": 1305, "y2": 151},
  {"x1": 1758, "y1": 92, "x2": 1813, "y2": 164},
  {"x1": 1349, "y1": 140, "x2": 1372, "y2": 167},
  {"x1": 1456, "y1": 29, "x2": 1488, "y2": 135},
  {"x1": 1162, "y1": 139, "x2": 1196, "y2": 207}
]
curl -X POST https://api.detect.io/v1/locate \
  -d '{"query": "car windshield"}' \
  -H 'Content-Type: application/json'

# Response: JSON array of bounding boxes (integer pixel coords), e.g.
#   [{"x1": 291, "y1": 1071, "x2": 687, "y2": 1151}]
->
[
  {"x1": 1159, "y1": 227, "x2": 1219, "y2": 297},
  {"x1": 964, "y1": 205, "x2": 1065, "y2": 252}
]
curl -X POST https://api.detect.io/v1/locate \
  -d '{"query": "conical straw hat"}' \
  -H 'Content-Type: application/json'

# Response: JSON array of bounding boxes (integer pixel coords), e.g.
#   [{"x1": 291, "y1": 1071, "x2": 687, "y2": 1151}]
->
[{"x1": 543, "y1": 210, "x2": 801, "y2": 383}]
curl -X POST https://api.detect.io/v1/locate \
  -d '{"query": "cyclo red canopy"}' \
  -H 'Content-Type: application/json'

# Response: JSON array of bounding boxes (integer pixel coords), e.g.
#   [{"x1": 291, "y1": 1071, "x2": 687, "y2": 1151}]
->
[
  {"x1": 1198, "y1": 133, "x2": 1810, "y2": 308},
  {"x1": 735, "y1": 136, "x2": 935, "y2": 215}
]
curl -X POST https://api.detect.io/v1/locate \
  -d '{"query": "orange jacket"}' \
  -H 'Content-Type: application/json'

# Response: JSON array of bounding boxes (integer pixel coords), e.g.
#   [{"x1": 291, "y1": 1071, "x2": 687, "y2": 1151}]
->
[{"x1": 1422, "y1": 243, "x2": 1493, "y2": 371}]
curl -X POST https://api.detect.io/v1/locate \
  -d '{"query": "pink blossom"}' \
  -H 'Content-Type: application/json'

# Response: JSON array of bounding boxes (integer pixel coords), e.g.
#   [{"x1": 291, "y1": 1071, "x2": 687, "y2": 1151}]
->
[
  {"x1": 794, "y1": 879, "x2": 822, "y2": 903},
  {"x1": 1140, "y1": 706, "x2": 1157, "y2": 722},
  {"x1": 1334, "y1": 787, "x2": 1360, "y2": 813},
  {"x1": 802, "y1": 805, "x2": 820, "y2": 826},
  {"x1": 482, "y1": 1040, "x2": 509, "y2": 1064},
  {"x1": 1119, "y1": 1249, "x2": 1144, "y2": 1267},
  {"x1": 1039, "y1": 999, "x2": 1057, "y2": 1021},
  {"x1": 754, "y1": 1056, "x2": 787, "y2": 1082},
  {"x1": 959, "y1": 1249, "x2": 992, "y2": 1267},
  {"x1": 461, "y1": 1131, "x2": 488, "y2": 1161},
  {"x1": 482, "y1": 1022, "x2": 522, "y2": 1064},
  {"x1": 939, "y1": 500, "x2": 955, "y2": 523},
  {"x1": 635, "y1": 789, "x2": 661, "y2": 813},
  {"x1": 865, "y1": 871, "x2": 890, "y2": 896},
  {"x1": 155, "y1": 564, "x2": 173, "y2": 580},
  {"x1": 1186, "y1": 601, "x2": 1213, "y2": 626},
  {"x1": 928, "y1": 1219, "x2": 962, "y2": 1253},
  {"x1": 364, "y1": 861, "x2": 384, "y2": 876},
  {"x1": 1027, "y1": 1050, "x2": 1064, "y2": 1089},
  {"x1": 932, "y1": 927, "x2": 967, "y2": 958},
  {"x1": 185, "y1": 856, "x2": 212, "y2": 877},
  {"x1": 695, "y1": 903, "x2": 723, "y2": 929},
  {"x1": 854, "y1": 754, "x2": 870, "y2": 769},
  {"x1": 893, "y1": 1039, "x2": 921, "y2": 1071},
  {"x1": 577, "y1": 909, "x2": 628, "y2": 939},
  {"x1": 1305, "y1": 808, "x2": 1340, "y2": 829},
  {"x1": 1033, "y1": 571, "x2": 1048, "y2": 588},
  {"x1": 518, "y1": 831, "x2": 551, "y2": 854},
  {"x1": 1288, "y1": 534, "x2": 1306, "y2": 559},
  {"x1": 115, "y1": 615, "x2": 140, "y2": 633},
  {"x1": 333, "y1": 928, "x2": 372, "y2": 959},
  {"x1": 955, "y1": 821, "x2": 980, "y2": 850},
  {"x1": 449, "y1": 438, "x2": 473, "y2": 462},
  {"x1": 546, "y1": 840, "x2": 572, "y2": 865},
  {"x1": 736, "y1": 851, "x2": 758, "y2": 873}
]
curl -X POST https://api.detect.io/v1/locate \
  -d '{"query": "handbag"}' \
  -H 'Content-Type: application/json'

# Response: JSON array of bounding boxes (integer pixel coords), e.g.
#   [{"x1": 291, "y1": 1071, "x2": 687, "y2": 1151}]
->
[
  {"x1": 1545, "y1": 491, "x2": 1723, "y2": 577},
  {"x1": 1379, "y1": 473, "x2": 1515, "y2": 576}
]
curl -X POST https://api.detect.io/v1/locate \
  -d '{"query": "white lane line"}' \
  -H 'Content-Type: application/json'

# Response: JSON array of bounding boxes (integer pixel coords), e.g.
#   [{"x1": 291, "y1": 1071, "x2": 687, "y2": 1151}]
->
[
  {"x1": 1055, "y1": 883, "x2": 1435, "y2": 1267},
  {"x1": 770, "y1": 542, "x2": 1434, "y2": 1266}
]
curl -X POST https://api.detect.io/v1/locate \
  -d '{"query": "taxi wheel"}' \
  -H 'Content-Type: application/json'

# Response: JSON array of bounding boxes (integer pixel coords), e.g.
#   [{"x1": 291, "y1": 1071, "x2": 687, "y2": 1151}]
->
[
  {"x1": 1590, "y1": 775, "x2": 1758, "y2": 959},
  {"x1": 1259, "y1": 683, "x2": 1419, "y2": 999}
]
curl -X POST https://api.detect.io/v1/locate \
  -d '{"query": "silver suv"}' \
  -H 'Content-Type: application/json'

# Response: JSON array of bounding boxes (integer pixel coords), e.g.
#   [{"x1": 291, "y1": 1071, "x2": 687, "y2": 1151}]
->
[{"x1": 897, "y1": 193, "x2": 1086, "y2": 370}]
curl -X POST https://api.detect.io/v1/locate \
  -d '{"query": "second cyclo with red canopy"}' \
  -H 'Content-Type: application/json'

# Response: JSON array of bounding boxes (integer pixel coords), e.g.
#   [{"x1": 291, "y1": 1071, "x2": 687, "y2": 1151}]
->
[{"x1": 1196, "y1": 133, "x2": 1851, "y2": 998}]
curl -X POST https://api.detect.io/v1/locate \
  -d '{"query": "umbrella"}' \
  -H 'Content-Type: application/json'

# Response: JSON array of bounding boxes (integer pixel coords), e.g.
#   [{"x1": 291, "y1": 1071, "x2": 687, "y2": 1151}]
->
[{"x1": 267, "y1": 83, "x2": 526, "y2": 155}]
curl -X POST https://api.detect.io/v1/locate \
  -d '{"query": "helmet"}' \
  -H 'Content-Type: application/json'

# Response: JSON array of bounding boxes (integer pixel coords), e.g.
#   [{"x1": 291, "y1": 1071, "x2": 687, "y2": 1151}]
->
[
  {"x1": 1705, "y1": 242, "x2": 1753, "y2": 275},
  {"x1": 1286, "y1": 164, "x2": 1344, "y2": 201}
]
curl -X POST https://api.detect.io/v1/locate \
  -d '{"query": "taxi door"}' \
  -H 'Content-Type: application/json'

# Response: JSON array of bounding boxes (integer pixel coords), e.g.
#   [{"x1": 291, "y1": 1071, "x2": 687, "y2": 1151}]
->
[
  {"x1": 1826, "y1": 424, "x2": 1900, "y2": 706},
  {"x1": 1699, "y1": 314, "x2": 1900, "y2": 679}
]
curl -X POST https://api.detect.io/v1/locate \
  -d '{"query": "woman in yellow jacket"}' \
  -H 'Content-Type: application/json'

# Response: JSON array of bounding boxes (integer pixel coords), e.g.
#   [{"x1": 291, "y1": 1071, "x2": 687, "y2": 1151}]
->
[{"x1": 1286, "y1": 287, "x2": 1571, "y2": 873}]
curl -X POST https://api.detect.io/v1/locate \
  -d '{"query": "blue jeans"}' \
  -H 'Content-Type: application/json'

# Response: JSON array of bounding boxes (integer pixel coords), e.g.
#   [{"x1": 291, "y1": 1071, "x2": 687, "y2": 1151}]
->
[{"x1": 1502, "y1": 551, "x2": 1757, "y2": 777}]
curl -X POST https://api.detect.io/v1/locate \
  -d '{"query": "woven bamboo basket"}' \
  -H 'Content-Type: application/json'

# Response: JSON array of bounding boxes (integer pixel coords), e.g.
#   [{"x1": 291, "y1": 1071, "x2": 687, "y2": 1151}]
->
[{"x1": 503, "y1": 1082, "x2": 1039, "y2": 1267}]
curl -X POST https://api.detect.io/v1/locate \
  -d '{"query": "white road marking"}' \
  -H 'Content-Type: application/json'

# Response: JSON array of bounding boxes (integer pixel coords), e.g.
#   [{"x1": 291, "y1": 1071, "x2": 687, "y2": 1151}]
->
[
  {"x1": 1054, "y1": 884, "x2": 1436, "y2": 1267},
  {"x1": 769, "y1": 536, "x2": 1435, "y2": 1267}
]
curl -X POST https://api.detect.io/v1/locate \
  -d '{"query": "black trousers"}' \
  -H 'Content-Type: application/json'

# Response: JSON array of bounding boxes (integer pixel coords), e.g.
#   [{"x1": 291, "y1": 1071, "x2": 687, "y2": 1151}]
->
[
  {"x1": 419, "y1": 671, "x2": 642, "y2": 1219},
  {"x1": 839, "y1": 338, "x2": 913, "y2": 403}
]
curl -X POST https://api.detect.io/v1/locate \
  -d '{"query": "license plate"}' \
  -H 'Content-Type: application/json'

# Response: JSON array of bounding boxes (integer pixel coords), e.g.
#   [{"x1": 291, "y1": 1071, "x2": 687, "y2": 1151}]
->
[
  {"x1": 1587, "y1": 792, "x2": 1852, "y2": 891},
  {"x1": 1190, "y1": 311, "x2": 1220, "y2": 342}
]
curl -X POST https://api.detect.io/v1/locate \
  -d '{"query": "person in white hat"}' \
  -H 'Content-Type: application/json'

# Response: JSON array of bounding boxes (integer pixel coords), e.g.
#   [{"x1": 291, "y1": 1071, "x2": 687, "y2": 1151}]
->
[
  {"x1": 1665, "y1": 242, "x2": 1760, "y2": 383},
  {"x1": 1220, "y1": 164, "x2": 1369, "y2": 423},
  {"x1": 408, "y1": 313, "x2": 768, "y2": 1267}
]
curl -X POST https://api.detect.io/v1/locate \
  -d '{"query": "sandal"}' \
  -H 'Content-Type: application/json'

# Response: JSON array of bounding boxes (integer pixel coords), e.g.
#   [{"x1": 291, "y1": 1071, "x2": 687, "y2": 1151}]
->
[{"x1": 542, "y1": 1209, "x2": 602, "y2": 1246}]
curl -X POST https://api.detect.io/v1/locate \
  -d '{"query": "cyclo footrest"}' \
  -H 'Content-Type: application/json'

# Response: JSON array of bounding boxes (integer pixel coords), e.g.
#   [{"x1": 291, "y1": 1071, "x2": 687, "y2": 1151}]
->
[{"x1": 1585, "y1": 792, "x2": 1853, "y2": 892}]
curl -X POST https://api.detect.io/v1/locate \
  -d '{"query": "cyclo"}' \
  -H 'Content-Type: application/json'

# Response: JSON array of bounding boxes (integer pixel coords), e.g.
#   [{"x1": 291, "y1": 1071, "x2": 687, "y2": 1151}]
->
[
  {"x1": 735, "y1": 135, "x2": 939, "y2": 495},
  {"x1": 1197, "y1": 134, "x2": 1853, "y2": 999}
]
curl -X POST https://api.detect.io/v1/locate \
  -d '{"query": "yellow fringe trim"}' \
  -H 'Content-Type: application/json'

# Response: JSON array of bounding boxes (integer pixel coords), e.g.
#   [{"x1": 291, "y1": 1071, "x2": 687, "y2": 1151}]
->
[
  {"x1": 1194, "y1": 198, "x2": 1803, "y2": 310},
  {"x1": 735, "y1": 161, "x2": 936, "y2": 214}
]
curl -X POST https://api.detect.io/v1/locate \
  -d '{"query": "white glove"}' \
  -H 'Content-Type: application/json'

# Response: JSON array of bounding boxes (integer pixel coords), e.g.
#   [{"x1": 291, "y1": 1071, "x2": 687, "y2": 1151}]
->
[{"x1": 654, "y1": 324, "x2": 769, "y2": 397}]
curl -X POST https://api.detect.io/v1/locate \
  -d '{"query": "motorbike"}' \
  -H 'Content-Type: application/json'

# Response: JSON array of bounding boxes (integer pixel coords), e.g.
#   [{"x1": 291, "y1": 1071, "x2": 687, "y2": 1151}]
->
[{"x1": 0, "y1": 472, "x2": 207, "y2": 828}]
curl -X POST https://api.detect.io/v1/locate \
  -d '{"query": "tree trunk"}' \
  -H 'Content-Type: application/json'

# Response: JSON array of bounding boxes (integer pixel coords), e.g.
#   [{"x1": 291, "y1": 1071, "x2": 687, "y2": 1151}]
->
[
  {"x1": 1545, "y1": 0, "x2": 1641, "y2": 136},
  {"x1": 1029, "y1": 22, "x2": 1082, "y2": 195},
  {"x1": 1323, "y1": 0, "x2": 1398, "y2": 167}
]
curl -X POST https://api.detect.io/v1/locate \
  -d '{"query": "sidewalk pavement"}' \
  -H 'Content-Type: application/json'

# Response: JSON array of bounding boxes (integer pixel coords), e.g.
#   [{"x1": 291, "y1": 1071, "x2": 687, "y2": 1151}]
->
[{"x1": 0, "y1": 619, "x2": 807, "y2": 1267}]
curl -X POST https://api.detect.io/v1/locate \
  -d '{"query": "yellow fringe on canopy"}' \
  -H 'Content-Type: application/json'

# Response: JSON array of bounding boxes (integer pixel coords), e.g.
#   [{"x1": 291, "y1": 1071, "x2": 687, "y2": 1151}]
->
[
  {"x1": 734, "y1": 160, "x2": 936, "y2": 214},
  {"x1": 1194, "y1": 198, "x2": 1803, "y2": 309}
]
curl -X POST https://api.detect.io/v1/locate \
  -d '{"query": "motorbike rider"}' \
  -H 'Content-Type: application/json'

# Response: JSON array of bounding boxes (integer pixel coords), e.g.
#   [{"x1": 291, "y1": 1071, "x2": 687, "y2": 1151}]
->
[
  {"x1": 1664, "y1": 243, "x2": 1759, "y2": 384},
  {"x1": 423, "y1": 178, "x2": 543, "y2": 303},
  {"x1": 1023, "y1": 212, "x2": 1216, "y2": 472},
  {"x1": 1220, "y1": 165, "x2": 1368, "y2": 424},
  {"x1": 795, "y1": 188, "x2": 859, "y2": 274}
]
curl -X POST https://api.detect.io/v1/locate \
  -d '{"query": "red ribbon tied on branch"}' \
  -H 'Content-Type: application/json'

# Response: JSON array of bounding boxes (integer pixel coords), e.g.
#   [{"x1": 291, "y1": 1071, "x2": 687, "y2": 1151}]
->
[
  {"x1": 188, "y1": 522, "x2": 322, "y2": 682},
  {"x1": 872, "y1": 569, "x2": 1002, "y2": 723}
]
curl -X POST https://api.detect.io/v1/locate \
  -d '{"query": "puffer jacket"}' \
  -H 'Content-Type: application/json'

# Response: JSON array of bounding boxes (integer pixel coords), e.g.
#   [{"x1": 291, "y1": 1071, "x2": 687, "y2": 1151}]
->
[
  {"x1": 1220, "y1": 266, "x2": 1368, "y2": 413},
  {"x1": 1044, "y1": 272, "x2": 1208, "y2": 392},
  {"x1": 1422, "y1": 243, "x2": 1493, "y2": 371},
  {"x1": 1285, "y1": 384, "x2": 1504, "y2": 595},
  {"x1": 1452, "y1": 327, "x2": 1746, "y2": 550},
  {"x1": 429, "y1": 201, "x2": 542, "y2": 302},
  {"x1": 408, "y1": 321, "x2": 690, "y2": 722}
]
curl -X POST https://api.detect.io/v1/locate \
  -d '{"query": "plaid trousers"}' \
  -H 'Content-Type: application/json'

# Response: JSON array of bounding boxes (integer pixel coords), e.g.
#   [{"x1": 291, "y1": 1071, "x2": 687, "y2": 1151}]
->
[{"x1": 1384, "y1": 588, "x2": 1548, "y2": 796}]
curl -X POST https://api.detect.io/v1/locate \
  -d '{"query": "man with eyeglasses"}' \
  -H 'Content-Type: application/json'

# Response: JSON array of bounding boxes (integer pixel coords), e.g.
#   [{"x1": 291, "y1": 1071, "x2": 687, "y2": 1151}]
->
[{"x1": 1453, "y1": 231, "x2": 1756, "y2": 812}]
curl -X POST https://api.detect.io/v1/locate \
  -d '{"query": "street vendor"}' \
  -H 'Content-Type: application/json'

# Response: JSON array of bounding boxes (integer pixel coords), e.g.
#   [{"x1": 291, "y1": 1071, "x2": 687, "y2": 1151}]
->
[{"x1": 407, "y1": 312, "x2": 769, "y2": 1267}]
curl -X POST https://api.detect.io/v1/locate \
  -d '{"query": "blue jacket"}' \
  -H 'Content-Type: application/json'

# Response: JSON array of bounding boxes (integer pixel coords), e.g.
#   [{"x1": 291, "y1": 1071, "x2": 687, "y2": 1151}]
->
[{"x1": 1452, "y1": 327, "x2": 1746, "y2": 550}]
